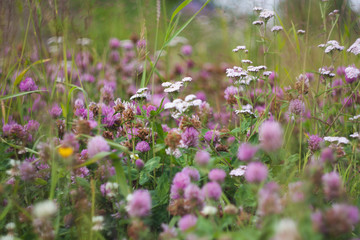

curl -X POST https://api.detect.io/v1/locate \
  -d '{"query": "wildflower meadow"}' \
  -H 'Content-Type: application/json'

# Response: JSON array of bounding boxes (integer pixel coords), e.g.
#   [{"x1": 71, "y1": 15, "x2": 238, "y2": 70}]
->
[{"x1": 1, "y1": 0, "x2": 360, "y2": 239}]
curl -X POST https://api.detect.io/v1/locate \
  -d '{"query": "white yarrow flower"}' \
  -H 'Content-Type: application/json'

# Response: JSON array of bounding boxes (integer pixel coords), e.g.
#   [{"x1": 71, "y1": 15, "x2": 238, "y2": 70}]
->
[{"x1": 33, "y1": 200, "x2": 58, "y2": 219}]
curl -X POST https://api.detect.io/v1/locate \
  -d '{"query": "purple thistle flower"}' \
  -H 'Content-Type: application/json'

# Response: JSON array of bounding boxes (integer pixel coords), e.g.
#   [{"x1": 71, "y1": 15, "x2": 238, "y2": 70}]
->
[
  {"x1": 201, "y1": 181, "x2": 222, "y2": 200},
  {"x1": 181, "y1": 45, "x2": 193, "y2": 56},
  {"x1": 257, "y1": 182, "x2": 282, "y2": 216},
  {"x1": 135, "y1": 141, "x2": 150, "y2": 152},
  {"x1": 182, "y1": 167, "x2": 200, "y2": 181},
  {"x1": 126, "y1": 189, "x2": 152, "y2": 218},
  {"x1": 259, "y1": 120, "x2": 283, "y2": 152},
  {"x1": 245, "y1": 162, "x2": 268, "y2": 183},
  {"x1": 25, "y1": 120, "x2": 40, "y2": 133},
  {"x1": 320, "y1": 148, "x2": 335, "y2": 163},
  {"x1": 337, "y1": 66, "x2": 346, "y2": 76},
  {"x1": 19, "y1": 162, "x2": 35, "y2": 180},
  {"x1": 109, "y1": 50, "x2": 120, "y2": 63},
  {"x1": 19, "y1": 77, "x2": 38, "y2": 92},
  {"x1": 331, "y1": 78, "x2": 343, "y2": 96},
  {"x1": 135, "y1": 159, "x2": 144, "y2": 169},
  {"x1": 109, "y1": 38, "x2": 121, "y2": 49},
  {"x1": 178, "y1": 214, "x2": 197, "y2": 232},
  {"x1": 49, "y1": 104, "x2": 62, "y2": 118},
  {"x1": 237, "y1": 143, "x2": 258, "y2": 162},
  {"x1": 204, "y1": 130, "x2": 220, "y2": 143},
  {"x1": 87, "y1": 136, "x2": 110, "y2": 158},
  {"x1": 170, "y1": 172, "x2": 191, "y2": 199},
  {"x1": 184, "y1": 184, "x2": 204, "y2": 203},
  {"x1": 181, "y1": 127, "x2": 199, "y2": 148},
  {"x1": 224, "y1": 86, "x2": 239, "y2": 103},
  {"x1": 208, "y1": 169, "x2": 226, "y2": 183},
  {"x1": 322, "y1": 171, "x2": 342, "y2": 200},
  {"x1": 288, "y1": 99, "x2": 305, "y2": 116},
  {"x1": 308, "y1": 135, "x2": 323, "y2": 152},
  {"x1": 195, "y1": 150, "x2": 210, "y2": 166}
]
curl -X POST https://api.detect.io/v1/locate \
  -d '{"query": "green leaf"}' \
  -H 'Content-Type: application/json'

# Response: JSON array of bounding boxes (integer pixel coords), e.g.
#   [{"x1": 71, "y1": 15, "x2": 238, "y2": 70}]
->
[
  {"x1": 144, "y1": 156, "x2": 161, "y2": 172},
  {"x1": 169, "y1": 0, "x2": 192, "y2": 25},
  {"x1": 75, "y1": 152, "x2": 112, "y2": 168},
  {"x1": 0, "y1": 90, "x2": 46, "y2": 101},
  {"x1": 34, "y1": 178, "x2": 48, "y2": 186},
  {"x1": 13, "y1": 58, "x2": 51, "y2": 87},
  {"x1": 113, "y1": 159, "x2": 130, "y2": 196}
]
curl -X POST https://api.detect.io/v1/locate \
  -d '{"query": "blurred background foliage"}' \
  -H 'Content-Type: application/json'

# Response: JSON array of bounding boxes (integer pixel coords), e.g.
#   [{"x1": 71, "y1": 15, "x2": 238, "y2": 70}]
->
[{"x1": 0, "y1": 0, "x2": 359, "y2": 85}]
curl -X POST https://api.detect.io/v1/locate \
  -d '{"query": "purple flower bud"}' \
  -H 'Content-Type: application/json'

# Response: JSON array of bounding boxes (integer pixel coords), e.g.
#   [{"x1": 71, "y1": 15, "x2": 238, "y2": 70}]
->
[
  {"x1": 195, "y1": 150, "x2": 210, "y2": 166},
  {"x1": 87, "y1": 136, "x2": 110, "y2": 158},
  {"x1": 237, "y1": 143, "x2": 258, "y2": 162},
  {"x1": 245, "y1": 162, "x2": 268, "y2": 183},
  {"x1": 135, "y1": 159, "x2": 144, "y2": 169},
  {"x1": 322, "y1": 171, "x2": 342, "y2": 200},
  {"x1": 259, "y1": 121, "x2": 283, "y2": 152},
  {"x1": 135, "y1": 141, "x2": 150, "y2": 152},
  {"x1": 182, "y1": 167, "x2": 200, "y2": 181},
  {"x1": 208, "y1": 169, "x2": 226, "y2": 183},
  {"x1": 320, "y1": 148, "x2": 335, "y2": 163},
  {"x1": 19, "y1": 77, "x2": 38, "y2": 92},
  {"x1": 178, "y1": 214, "x2": 197, "y2": 232},
  {"x1": 201, "y1": 181, "x2": 222, "y2": 200},
  {"x1": 308, "y1": 135, "x2": 323, "y2": 152},
  {"x1": 49, "y1": 104, "x2": 62, "y2": 118},
  {"x1": 126, "y1": 189, "x2": 152, "y2": 217},
  {"x1": 181, "y1": 45, "x2": 193, "y2": 56}
]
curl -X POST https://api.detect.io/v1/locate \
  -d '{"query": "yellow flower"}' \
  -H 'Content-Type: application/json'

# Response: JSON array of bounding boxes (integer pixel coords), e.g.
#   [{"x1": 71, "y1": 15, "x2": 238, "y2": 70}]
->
[{"x1": 58, "y1": 147, "x2": 74, "y2": 158}]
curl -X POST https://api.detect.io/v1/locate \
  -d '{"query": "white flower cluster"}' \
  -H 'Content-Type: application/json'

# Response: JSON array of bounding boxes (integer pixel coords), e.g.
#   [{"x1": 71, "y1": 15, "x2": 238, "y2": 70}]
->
[
  {"x1": 347, "y1": 38, "x2": 360, "y2": 55},
  {"x1": 47, "y1": 36, "x2": 63, "y2": 45},
  {"x1": 33, "y1": 200, "x2": 58, "y2": 219},
  {"x1": 248, "y1": 65, "x2": 267, "y2": 73},
  {"x1": 130, "y1": 87, "x2": 149, "y2": 100},
  {"x1": 252, "y1": 20, "x2": 264, "y2": 26},
  {"x1": 271, "y1": 26, "x2": 283, "y2": 33},
  {"x1": 162, "y1": 77, "x2": 192, "y2": 93},
  {"x1": 297, "y1": 30, "x2": 306, "y2": 35},
  {"x1": 165, "y1": 147, "x2": 182, "y2": 158},
  {"x1": 76, "y1": 38, "x2": 92, "y2": 46},
  {"x1": 104, "y1": 182, "x2": 119, "y2": 198},
  {"x1": 232, "y1": 45, "x2": 247, "y2": 53},
  {"x1": 229, "y1": 166, "x2": 247, "y2": 177},
  {"x1": 201, "y1": 205, "x2": 217, "y2": 216},
  {"x1": 345, "y1": 66, "x2": 360, "y2": 79},
  {"x1": 92, "y1": 216, "x2": 104, "y2": 231},
  {"x1": 235, "y1": 76, "x2": 255, "y2": 86},
  {"x1": 259, "y1": 9, "x2": 275, "y2": 21},
  {"x1": 241, "y1": 59, "x2": 253, "y2": 64},
  {"x1": 324, "y1": 136, "x2": 350, "y2": 145},
  {"x1": 318, "y1": 68, "x2": 335, "y2": 78},
  {"x1": 349, "y1": 114, "x2": 360, "y2": 121},
  {"x1": 318, "y1": 40, "x2": 344, "y2": 54},
  {"x1": 253, "y1": 7, "x2": 263, "y2": 12},
  {"x1": 226, "y1": 66, "x2": 248, "y2": 78},
  {"x1": 164, "y1": 94, "x2": 202, "y2": 119},
  {"x1": 6, "y1": 159, "x2": 20, "y2": 176},
  {"x1": 235, "y1": 104, "x2": 257, "y2": 118},
  {"x1": 350, "y1": 132, "x2": 359, "y2": 139}
]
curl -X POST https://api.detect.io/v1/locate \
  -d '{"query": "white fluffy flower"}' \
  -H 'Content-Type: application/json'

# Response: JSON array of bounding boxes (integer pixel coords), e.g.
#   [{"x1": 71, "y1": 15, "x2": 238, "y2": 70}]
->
[
  {"x1": 33, "y1": 200, "x2": 58, "y2": 219},
  {"x1": 350, "y1": 132, "x2": 359, "y2": 139},
  {"x1": 226, "y1": 66, "x2": 248, "y2": 78},
  {"x1": 273, "y1": 218, "x2": 300, "y2": 240},
  {"x1": 182, "y1": 77, "x2": 192, "y2": 82},
  {"x1": 201, "y1": 205, "x2": 218, "y2": 216},
  {"x1": 349, "y1": 114, "x2": 360, "y2": 121},
  {"x1": 347, "y1": 38, "x2": 360, "y2": 55},
  {"x1": 259, "y1": 9, "x2": 275, "y2": 21},
  {"x1": 92, "y1": 216, "x2": 104, "y2": 231},
  {"x1": 229, "y1": 166, "x2": 247, "y2": 177},
  {"x1": 324, "y1": 136, "x2": 350, "y2": 145},
  {"x1": 318, "y1": 40, "x2": 344, "y2": 54}
]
